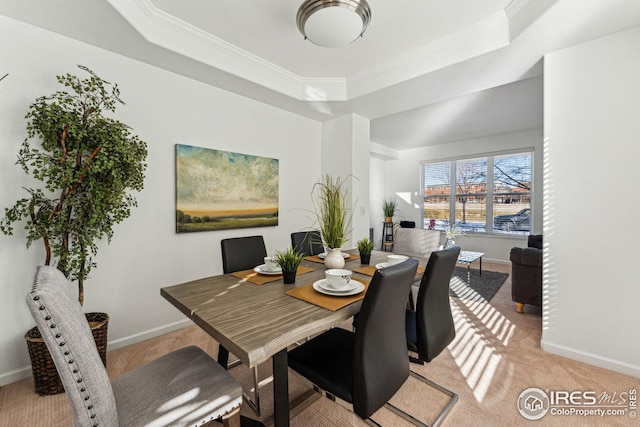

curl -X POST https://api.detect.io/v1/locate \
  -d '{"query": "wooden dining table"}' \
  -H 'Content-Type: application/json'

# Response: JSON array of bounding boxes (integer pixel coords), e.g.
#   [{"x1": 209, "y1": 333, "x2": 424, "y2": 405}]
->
[{"x1": 160, "y1": 250, "x2": 427, "y2": 427}]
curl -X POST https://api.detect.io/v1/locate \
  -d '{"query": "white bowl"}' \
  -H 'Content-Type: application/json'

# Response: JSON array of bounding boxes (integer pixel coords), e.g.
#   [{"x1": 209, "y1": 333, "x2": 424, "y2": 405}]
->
[
  {"x1": 387, "y1": 254, "x2": 409, "y2": 265},
  {"x1": 325, "y1": 269, "x2": 353, "y2": 290}
]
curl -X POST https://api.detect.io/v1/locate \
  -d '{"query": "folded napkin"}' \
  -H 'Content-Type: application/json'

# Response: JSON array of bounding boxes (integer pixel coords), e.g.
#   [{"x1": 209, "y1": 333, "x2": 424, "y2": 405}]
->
[{"x1": 231, "y1": 265, "x2": 314, "y2": 285}]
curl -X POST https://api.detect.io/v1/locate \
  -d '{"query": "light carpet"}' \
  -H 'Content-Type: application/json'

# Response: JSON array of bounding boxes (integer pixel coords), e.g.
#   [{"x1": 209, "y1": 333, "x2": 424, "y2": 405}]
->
[{"x1": 1, "y1": 263, "x2": 638, "y2": 427}]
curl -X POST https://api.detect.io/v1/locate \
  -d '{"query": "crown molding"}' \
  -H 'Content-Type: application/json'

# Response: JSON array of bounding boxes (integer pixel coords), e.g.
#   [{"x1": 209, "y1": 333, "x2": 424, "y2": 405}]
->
[
  {"x1": 299, "y1": 77, "x2": 349, "y2": 101},
  {"x1": 506, "y1": 0, "x2": 559, "y2": 39},
  {"x1": 370, "y1": 141, "x2": 400, "y2": 161},
  {"x1": 347, "y1": 11, "x2": 511, "y2": 99},
  {"x1": 106, "y1": 0, "x2": 545, "y2": 103},
  {"x1": 106, "y1": 0, "x2": 321, "y2": 99}
]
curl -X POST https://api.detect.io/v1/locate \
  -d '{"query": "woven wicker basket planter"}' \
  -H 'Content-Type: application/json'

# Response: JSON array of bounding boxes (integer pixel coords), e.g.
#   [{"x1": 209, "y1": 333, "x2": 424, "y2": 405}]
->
[{"x1": 25, "y1": 312, "x2": 109, "y2": 396}]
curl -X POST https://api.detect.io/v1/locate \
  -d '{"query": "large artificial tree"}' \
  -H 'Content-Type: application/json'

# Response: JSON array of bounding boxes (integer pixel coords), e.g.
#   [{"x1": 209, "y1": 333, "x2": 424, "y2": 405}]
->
[{"x1": 1, "y1": 65, "x2": 147, "y2": 305}]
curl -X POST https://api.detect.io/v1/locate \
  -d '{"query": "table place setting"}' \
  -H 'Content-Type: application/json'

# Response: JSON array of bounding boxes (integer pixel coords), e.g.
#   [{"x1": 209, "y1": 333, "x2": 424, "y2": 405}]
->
[
  {"x1": 252, "y1": 255, "x2": 283, "y2": 275},
  {"x1": 253, "y1": 264, "x2": 282, "y2": 275},
  {"x1": 313, "y1": 269, "x2": 365, "y2": 296},
  {"x1": 286, "y1": 268, "x2": 369, "y2": 311},
  {"x1": 353, "y1": 254, "x2": 426, "y2": 276},
  {"x1": 231, "y1": 261, "x2": 315, "y2": 285}
]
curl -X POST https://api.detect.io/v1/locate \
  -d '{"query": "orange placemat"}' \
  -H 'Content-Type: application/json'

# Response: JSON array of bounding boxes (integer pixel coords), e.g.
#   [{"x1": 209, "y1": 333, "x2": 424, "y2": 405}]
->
[
  {"x1": 353, "y1": 265, "x2": 377, "y2": 276},
  {"x1": 286, "y1": 278, "x2": 370, "y2": 311},
  {"x1": 305, "y1": 253, "x2": 360, "y2": 264},
  {"x1": 231, "y1": 265, "x2": 315, "y2": 285},
  {"x1": 305, "y1": 255, "x2": 325, "y2": 264},
  {"x1": 353, "y1": 265, "x2": 425, "y2": 277}
]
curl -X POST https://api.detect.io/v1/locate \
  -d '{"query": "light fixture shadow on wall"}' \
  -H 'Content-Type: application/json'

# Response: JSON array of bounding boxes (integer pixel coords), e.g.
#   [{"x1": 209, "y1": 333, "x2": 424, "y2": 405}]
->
[{"x1": 297, "y1": 0, "x2": 372, "y2": 48}]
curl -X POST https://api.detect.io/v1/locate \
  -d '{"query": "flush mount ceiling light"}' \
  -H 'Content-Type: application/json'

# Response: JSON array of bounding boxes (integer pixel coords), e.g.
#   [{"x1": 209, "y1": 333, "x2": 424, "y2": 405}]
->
[{"x1": 297, "y1": 0, "x2": 372, "y2": 48}]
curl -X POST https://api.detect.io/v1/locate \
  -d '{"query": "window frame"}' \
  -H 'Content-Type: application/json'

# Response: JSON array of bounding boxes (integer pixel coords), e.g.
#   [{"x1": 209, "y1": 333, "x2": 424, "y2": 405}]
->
[{"x1": 420, "y1": 148, "x2": 534, "y2": 236}]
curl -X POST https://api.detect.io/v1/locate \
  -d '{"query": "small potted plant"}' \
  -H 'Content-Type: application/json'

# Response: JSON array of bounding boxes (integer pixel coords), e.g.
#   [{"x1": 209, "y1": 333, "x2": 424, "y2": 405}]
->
[
  {"x1": 356, "y1": 237, "x2": 375, "y2": 265},
  {"x1": 382, "y1": 198, "x2": 397, "y2": 223},
  {"x1": 273, "y1": 246, "x2": 305, "y2": 284}
]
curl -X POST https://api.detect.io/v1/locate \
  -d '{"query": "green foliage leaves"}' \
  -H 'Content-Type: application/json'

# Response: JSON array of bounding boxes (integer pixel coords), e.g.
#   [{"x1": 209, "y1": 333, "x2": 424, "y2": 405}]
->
[
  {"x1": 1, "y1": 65, "x2": 147, "y2": 303},
  {"x1": 356, "y1": 237, "x2": 375, "y2": 255},
  {"x1": 382, "y1": 198, "x2": 397, "y2": 217},
  {"x1": 312, "y1": 175, "x2": 353, "y2": 249},
  {"x1": 273, "y1": 246, "x2": 305, "y2": 272}
]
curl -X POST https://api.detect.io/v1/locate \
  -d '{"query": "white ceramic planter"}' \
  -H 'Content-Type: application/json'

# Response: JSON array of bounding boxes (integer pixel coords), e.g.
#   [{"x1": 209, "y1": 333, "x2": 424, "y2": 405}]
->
[{"x1": 324, "y1": 247, "x2": 345, "y2": 269}]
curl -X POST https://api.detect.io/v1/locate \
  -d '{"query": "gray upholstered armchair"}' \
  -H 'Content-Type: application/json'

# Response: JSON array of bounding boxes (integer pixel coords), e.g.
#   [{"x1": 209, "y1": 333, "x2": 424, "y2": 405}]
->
[
  {"x1": 510, "y1": 235, "x2": 542, "y2": 313},
  {"x1": 26, "y1": 266, "x2": 243, "y2": 427},
  {"x1": 392, "y1": 227, "x2": 440, "y2": 259}
]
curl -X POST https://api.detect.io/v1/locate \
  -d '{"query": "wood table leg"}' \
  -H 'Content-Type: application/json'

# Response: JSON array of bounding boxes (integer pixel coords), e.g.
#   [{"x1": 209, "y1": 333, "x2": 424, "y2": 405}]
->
[{"x1": 272, "y1": 348, "x2": 290, "y2": 427}]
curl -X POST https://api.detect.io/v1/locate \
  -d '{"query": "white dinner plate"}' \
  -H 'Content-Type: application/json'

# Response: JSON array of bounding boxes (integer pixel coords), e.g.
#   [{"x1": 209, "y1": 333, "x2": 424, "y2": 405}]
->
[
  {"x1": 313, "y1": 279, "x2": 364, "y2": 296},
  {"x1": 318, "y1": 252, "x2": 350, "y2": 259},
  {"x1": 254, "y1": 264, "x2": 282, "y2": 275},
  {"x1": 317, "y1": 279, "x2": 358, "y2": 293},
  {"x1": 375, "y1": 262, "x2": 391, "y2": 269}
]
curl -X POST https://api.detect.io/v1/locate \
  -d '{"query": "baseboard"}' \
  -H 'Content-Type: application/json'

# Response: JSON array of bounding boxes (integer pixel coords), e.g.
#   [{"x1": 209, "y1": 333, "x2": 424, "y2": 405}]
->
[
  {"x1": 0, "y1": 366, "x2": 33, "y2": 387},
  {"x1": 541, "y1": 339, "x2": 640, "y2": 379},
  {"x1": 107, "y1": 318, "x2": 193, "y2": 351},
  {"x1": 483, "y1": 257, "x2": 510, "y2": 265},
  {"x1": 0, "y1": 319, "x2": 194, "y2": 387}
]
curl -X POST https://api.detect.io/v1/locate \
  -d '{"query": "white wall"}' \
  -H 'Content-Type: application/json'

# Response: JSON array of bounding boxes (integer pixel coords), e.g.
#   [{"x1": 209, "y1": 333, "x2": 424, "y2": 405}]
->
[
  {"x1": 369, "y1": 157, "x2": 387, "y2": 248},
  {"x1": 373, "y1": 129, "x2": 544, "y2": 262},
  {"x1": 0, "y1": 16, "x2": 322, "y2": 384},
  {"x1": 542, "y1": 27, "x2": 640, "y2": 377},
  {"x1": 320, "y1": 114, "x2": 371, "y2": 248}
]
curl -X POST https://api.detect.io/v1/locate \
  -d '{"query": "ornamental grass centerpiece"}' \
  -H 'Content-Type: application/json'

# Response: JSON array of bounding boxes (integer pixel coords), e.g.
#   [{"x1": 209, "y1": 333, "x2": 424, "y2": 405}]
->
[{"x1": 311, "y1": 175, "x2": 354, "y2": 269}]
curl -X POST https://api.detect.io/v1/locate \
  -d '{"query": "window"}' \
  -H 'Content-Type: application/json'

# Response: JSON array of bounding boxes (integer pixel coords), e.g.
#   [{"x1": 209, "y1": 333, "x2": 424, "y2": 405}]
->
[
  {"x1": 455, "y1": 157, "x2": 487, "y2": 232},
  {"x1": 493, "y1": 153, "x2": 532, "y2": 234},
  {"x1": 422, "y1": 151, "x2": 532, "y2": 236}
]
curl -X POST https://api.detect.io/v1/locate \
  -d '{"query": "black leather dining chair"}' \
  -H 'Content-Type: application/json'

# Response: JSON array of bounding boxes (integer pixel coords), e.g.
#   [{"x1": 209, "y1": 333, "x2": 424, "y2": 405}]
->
[
  {"x1": 290, "y1": 230, "x2": 324, "y2": 256},
  {"x1": 220, "y1": 235, "x2": 268, "y2": 415},
  {"x1": 404, "y1": 245, "x2": 461, "y2": 426},
  {"x1": 221, "y1": 235, "x2": 268, "y2": 274},
  {"x1": 288, "y1": 258, "x2": 419, "y2": 421}
]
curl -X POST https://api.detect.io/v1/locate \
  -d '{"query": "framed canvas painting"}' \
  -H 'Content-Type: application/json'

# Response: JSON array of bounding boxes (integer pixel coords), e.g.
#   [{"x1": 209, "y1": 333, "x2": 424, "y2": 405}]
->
[{"x1": 175, "y1": 144, "x2": 279, "y2": 232}]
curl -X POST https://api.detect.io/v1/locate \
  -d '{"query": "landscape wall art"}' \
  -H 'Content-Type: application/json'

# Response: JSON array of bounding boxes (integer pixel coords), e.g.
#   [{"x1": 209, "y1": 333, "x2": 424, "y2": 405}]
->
[{"x1": 175, "y1": 144, "x2": 279, "y2": 232}]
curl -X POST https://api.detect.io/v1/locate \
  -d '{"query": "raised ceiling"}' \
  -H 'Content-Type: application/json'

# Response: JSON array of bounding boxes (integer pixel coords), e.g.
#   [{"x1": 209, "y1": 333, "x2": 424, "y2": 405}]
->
[{"x1": 2, "y1": 0, "x2": 640, "y2": 150}]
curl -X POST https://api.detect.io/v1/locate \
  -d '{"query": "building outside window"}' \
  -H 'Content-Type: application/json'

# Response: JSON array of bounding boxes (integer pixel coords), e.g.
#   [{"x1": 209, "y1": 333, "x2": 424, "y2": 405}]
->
[{"x1": 422, "y1": 150, "x2": 532, "y2": 236}]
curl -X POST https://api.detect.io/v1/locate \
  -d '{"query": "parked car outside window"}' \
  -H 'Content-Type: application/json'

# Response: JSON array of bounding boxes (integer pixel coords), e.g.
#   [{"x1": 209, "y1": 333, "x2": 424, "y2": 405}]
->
[{"x1": 493, "y1": 208, "x2": 530, "y2": 232}]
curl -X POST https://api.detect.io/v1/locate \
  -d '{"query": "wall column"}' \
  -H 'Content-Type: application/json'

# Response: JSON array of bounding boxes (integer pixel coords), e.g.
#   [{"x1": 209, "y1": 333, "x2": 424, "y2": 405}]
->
[
  {"x1": 542, "y1": 27, "x2": 640, "y2": 377},
  {"x1": 320, "y1": 114, "x2": 370, "y2": 248}
]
